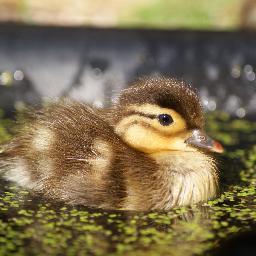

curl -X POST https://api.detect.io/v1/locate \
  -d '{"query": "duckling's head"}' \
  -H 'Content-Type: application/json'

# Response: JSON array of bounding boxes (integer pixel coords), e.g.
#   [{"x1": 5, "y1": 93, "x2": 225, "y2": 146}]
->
[{"x1": 112, "y1": 77, "x2": 222, "y2": 155}]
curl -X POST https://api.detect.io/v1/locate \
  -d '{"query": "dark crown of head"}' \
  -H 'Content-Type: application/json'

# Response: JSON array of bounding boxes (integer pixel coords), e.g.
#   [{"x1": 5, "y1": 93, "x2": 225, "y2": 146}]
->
[{"x1": 118, "y1": 77, "x2": 204, "y2": 129}]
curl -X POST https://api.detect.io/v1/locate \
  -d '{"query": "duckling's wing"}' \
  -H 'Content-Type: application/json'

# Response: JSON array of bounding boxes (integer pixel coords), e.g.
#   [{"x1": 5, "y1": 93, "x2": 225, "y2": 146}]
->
[{"x1": 0, "y1": 100, "x2": 121, "y2": 199}]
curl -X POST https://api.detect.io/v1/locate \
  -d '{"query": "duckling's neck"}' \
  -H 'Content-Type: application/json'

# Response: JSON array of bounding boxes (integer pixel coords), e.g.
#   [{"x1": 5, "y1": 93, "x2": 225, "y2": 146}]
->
[{"x1": 150, "y1": 151, "x2": 218, "y2": 210}]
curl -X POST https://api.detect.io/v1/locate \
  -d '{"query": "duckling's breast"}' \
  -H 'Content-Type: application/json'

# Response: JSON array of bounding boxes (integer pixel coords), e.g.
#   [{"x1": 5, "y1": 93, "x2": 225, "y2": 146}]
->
[{"x1": 150, "y1": 151, "x2": 218, "y2": 210}]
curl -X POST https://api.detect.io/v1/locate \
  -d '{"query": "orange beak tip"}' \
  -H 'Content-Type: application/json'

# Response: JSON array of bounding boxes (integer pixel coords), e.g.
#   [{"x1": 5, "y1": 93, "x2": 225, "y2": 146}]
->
[{"x1": 212, "y1": 140, "x2": 224, "y2": 153}]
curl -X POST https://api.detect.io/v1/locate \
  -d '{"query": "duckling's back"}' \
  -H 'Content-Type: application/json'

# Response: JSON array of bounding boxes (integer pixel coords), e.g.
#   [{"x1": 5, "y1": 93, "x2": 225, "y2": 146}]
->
[{"x1": 0, "y1": 100, "x2": 132, "y2": 209}]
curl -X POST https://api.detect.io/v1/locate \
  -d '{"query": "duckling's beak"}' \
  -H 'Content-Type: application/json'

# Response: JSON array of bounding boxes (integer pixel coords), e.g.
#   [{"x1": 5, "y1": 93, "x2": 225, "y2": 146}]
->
[{"x1": 185, "y1": 129, "x2": 224, "y2": 153}]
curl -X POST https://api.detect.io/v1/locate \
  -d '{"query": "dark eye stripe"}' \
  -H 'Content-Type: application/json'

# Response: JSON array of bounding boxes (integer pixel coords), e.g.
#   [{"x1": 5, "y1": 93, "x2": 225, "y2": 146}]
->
[
  {"x1": 124, "y1": 110, "x2": 157, "y2": 119},
  {"x1": 137, "y1": 113, "x2": 157, "y2": 119}
]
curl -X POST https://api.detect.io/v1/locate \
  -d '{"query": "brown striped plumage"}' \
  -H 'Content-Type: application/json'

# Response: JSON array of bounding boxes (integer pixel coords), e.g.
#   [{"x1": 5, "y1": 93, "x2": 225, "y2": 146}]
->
[{"x1": 0, "y1": 77, "x2": 220, "y2": 211}]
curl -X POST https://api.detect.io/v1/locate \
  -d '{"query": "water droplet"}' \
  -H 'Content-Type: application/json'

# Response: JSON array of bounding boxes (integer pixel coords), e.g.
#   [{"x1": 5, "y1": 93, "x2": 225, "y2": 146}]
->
[
  {"x1": 202, "y1": 98, "x2": 209, "y2": 107},
  {"x1": 0, "y1": 71, "x2": 13, "y2": 86},
  {"x1": 236, "y1": 108, "x2": 246, "y2": 118},
  {"x1": 208, "y1": 100, "x2": 217, "y2": 111},
  {"x1": 201, "y1": 96, "x2": 217, "y2": 111},
  {"x1": 245, "y1": 70, "x2": 255, "y2": 81},
  {"x1": 14, "y1": 70, "x2": 24, "y2": 81},
  {"x1": 231, "y1": 65, "x2": 241, "y2": 78},
  {"x1": 244, "y1": 64, "x2": 253, "y2": 73},
  {"x1": 225, "y1": 95, "x2": 241, "y2": 113}
]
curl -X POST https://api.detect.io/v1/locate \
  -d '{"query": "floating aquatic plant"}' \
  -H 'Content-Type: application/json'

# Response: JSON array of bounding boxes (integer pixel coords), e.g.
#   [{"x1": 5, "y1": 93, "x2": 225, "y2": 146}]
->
[{"x1": 0, "y1": 111, "x2": 255, "y2": 256}]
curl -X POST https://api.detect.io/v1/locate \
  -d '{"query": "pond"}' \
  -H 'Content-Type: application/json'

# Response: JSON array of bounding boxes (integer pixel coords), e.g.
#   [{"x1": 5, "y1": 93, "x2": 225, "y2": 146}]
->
[{"x1": 0, "y1": 110, "x2": 255, "y2": 256}]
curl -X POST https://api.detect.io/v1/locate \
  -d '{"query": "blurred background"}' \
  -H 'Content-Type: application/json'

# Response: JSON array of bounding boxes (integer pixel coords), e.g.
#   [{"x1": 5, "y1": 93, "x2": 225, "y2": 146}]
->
[
  {"x1": 0, "y1": 0, "x2": 256, "y2": 118},
  {"x1": 0, "y1": 2, "x2": 256, "y2": 256},
  {"x1": 0, "y1": 0, "x2": 249, "y2": 29}
]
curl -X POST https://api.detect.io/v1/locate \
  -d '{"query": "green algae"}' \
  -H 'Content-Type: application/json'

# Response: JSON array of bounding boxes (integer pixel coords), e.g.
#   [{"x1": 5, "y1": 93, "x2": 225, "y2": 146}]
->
[{"x1": 0, "y1": 111, "x2": 256, "y2": 256}]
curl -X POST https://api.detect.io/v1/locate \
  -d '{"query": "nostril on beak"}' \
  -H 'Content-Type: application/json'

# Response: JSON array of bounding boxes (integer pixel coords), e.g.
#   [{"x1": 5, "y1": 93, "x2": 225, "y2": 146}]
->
[{"x1": 185, "y1": 129, "x2": 224, "y2": 153}]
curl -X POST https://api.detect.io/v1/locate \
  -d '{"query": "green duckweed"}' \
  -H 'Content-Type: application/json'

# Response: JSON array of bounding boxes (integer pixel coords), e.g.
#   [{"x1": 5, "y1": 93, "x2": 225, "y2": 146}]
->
[{"x1": 0, "y1": 110, "x2": 255, "y2": 255}]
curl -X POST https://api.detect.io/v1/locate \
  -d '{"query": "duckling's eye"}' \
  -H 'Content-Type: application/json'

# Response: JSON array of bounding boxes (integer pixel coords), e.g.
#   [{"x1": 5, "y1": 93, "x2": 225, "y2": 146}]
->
[{"x1": 158, "y1": 114, "x2": 173, "y2": 126}]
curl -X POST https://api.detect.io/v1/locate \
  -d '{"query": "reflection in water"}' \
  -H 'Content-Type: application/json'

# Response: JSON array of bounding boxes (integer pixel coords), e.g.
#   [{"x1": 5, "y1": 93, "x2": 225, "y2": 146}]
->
[
  {"x1": 0, "y1": 177, "x2": 255, "y2": 255},
  {"x1": 213, "y1": 230, "x2": 256, "y2": 256},
  {"x1": 0, "y1": 181, "x2": 214, "y2": 256}
]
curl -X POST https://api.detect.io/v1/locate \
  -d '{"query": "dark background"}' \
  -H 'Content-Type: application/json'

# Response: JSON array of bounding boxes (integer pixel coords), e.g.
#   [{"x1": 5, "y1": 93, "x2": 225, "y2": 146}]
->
[{"x1": 0, "y1": 24, "x2": 256, "y2": 118}]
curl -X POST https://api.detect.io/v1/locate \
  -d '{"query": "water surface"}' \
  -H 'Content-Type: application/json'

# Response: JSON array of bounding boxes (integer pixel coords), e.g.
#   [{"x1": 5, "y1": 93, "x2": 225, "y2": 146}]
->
[{"x1": 0, "y1": 111, "x2": 255, "y2": 255}]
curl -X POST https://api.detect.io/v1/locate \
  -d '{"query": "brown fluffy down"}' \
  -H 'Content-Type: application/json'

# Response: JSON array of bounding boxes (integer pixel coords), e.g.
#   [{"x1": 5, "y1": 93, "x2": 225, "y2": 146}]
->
[{"x1": 0, "y1": 77, "x2": 218, "y2": 211}]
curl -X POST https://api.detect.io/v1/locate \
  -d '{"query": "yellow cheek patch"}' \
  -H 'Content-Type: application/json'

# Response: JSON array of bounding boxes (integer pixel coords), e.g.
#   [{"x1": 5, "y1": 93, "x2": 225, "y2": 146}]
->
[
  {"x1": 115, "y1": 104, "x2": 190, "y2": 153},
  {"x1": 124, "y1": 124, "x2": 190, "y2": 153}
]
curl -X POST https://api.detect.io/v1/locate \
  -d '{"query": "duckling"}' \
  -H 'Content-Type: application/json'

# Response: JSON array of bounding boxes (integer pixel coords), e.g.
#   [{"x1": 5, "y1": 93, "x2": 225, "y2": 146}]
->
[{"x1": 0, "y1": 77, "x2": 223, "y2": 211}]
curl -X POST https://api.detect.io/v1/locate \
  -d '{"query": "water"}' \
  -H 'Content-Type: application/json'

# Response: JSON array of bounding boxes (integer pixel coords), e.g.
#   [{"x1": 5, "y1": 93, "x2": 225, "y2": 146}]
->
[{"x1": 0, "y1": 111, "x2": 255, "y2": 256}]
